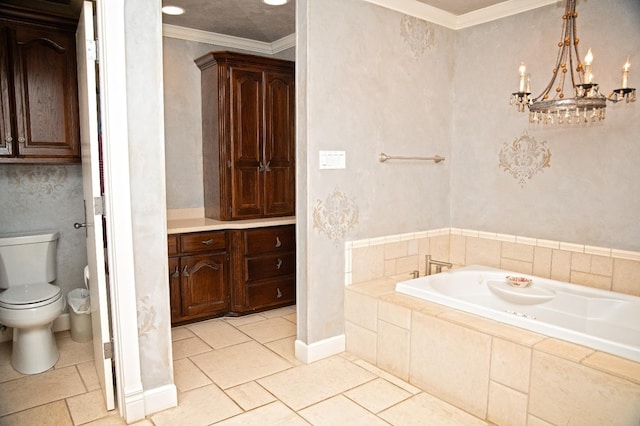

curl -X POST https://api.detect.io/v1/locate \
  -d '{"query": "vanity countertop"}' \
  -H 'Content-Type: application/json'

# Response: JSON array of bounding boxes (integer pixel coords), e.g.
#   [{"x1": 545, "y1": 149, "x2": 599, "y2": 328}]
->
[{"x1": 167, "y1": 216, "x2": 296, "y2": 234}]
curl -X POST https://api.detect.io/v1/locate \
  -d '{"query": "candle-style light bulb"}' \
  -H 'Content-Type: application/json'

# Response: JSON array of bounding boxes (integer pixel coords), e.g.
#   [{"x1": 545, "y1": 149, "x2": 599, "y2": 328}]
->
[
  {"x1": 622, "y1": 56, "x2": 631, "y2": 89},
  {"x1": 584, "y1": 49, "x2": 593, "y2": 66},
  {"x1": 584, "y1": 48, "x2": 594, "y2": 84},
  {"x1": 518, "y1": 62, "x2": 527, "y2": 92}
]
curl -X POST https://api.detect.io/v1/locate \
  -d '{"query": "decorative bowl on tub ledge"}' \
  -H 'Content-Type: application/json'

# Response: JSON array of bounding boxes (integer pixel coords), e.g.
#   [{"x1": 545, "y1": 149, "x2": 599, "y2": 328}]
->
[{"x1": 506, "y1": 276, "x2": 533, "y2": 288}]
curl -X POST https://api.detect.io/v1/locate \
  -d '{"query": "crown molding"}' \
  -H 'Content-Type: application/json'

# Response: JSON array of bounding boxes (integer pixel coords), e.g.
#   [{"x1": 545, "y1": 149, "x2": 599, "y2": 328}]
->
[
  {"x1": 271, "y1": 33, "x2": 296, "y2": 53},
  {"x1": 163, "y1": 0, "x2": 556, "y2": 51},
  {"x1": 363, "y1": 0, "x2": 457, "y2": 28},
  {"x1": 362, "y1": 0, "x2": 557, "y2": 30},
  {"x1": 456, "y1": 0, "x2": 558, "y2": 29},
  {"x1": 162, "y1": 24, "x2": 295, "y2": 54}
]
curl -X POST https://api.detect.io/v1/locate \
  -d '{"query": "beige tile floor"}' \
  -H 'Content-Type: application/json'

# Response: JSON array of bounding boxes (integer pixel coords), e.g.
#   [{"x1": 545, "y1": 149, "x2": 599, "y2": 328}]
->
[{"x1": 0, "y1": 306, "x2": 489, "y2": 425}]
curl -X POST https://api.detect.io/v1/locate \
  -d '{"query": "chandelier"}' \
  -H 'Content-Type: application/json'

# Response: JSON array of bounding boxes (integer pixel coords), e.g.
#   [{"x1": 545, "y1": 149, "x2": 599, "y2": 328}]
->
[{"x1": 510, "y1": 0, "x2": 636, "y2": 125}]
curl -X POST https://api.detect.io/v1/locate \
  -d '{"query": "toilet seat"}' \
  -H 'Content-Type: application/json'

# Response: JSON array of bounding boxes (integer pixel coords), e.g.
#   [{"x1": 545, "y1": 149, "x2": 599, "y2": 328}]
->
[{"x1": 0, "y1": 283, "x2": 62, "y2": 309}]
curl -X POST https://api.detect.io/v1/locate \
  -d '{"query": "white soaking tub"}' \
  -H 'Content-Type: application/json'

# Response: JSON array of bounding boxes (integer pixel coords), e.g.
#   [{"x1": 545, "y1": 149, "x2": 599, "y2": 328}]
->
[{"x1": 396, "y1": 265, "x2": 640, "y2": 362}]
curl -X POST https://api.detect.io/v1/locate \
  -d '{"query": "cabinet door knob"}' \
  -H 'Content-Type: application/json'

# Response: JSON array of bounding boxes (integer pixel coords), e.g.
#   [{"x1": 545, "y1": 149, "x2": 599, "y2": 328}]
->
[
  {"x1": 182, "y1": 265, "x2": 189, "y2": 277},
  {"x1": 276, "y1": 258, "x2": 283, "y2": 270},
  {"x1": 171, "y1": 266, "x2": 180, "y2": 278},
  {"x1": 5, "y1": 135, "x2": 12, "y2": 142},
  {"x1": 18, "y1": 136, "x2": 25, "y2": 143},
  {"x1": 276, "y1": 287, "x2": 283, "y2": 299},
  {"x1": 275, "y1": 236, "x2": 282, "y2": 248},
  {"x1": 201, "y1": 239, "x2": 213, "y2": 245},
  {"x1": 258, "y1": 162, "x2": 265, "y2": 172}
]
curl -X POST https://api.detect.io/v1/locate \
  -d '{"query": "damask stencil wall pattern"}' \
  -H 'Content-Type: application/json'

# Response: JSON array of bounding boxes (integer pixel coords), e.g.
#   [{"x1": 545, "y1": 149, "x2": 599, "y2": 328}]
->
[
  {"x1": 6, "y1": 165, "x2": 71, "y2": 199},
  {"x1": 137, "y1": 295, "x2": 158, "y2": 339},
  {"x1": 400, "y1": 15, "x2": 435, "y2": 57},
  {"x1": 313, "y1": 187, "x2": 359, "y2": 243},
  {"x1": 499, "y1": 131, "x2": 552, "y2": 187}
]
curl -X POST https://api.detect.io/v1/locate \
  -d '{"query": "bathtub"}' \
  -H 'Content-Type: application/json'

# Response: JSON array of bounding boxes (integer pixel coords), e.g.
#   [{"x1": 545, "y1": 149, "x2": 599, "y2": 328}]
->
[{"x1": 396, "y1": 265, "x2": 640, "y2": 362}]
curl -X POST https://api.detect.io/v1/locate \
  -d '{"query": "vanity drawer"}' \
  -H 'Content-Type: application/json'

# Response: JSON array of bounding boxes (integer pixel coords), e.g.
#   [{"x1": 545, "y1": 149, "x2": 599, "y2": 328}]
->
[
  {"x1": 246, "y1": 277, "x2": 295, "y2": 310},
  {"x1": 244, "y1": 225, "x2": 295, "y2": 255},
  {"x1": 180, "y1": 231, "x2": 226, "y2": 253},
  {"x1": 167, "y1": 235, "x2": 178, "y2": 256},
  {"x1": 246, "y1": 252, "x2": 295, "y2": 281}
]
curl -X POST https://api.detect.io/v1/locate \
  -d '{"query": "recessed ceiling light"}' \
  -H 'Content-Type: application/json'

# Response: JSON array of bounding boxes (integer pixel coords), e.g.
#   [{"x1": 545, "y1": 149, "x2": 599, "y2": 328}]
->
[
  {"x1": 263, "y1": 0, "x2": 288, "y2": 5},
  {"x1": 162, "y1": 6, "x2": 185, "y2": 15}
]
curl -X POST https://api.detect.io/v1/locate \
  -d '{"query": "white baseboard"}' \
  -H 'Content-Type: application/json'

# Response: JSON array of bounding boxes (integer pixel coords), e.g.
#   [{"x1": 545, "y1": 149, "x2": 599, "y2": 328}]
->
[
  {"x1": 295, "y1": 334, "x2": 345, "y2": 364},
  {"x1": 144, "y1": 384, "x2": 178, "y2": 416},
  {"x1": 122, "y1": 390, "x2": 146, "y2": 424},
  {"x1": 120, "y1": 384, "x2": 177, "y2": 423},
  {"x1": 0, "y1": 313, "x2": 71, "y2": 342}
]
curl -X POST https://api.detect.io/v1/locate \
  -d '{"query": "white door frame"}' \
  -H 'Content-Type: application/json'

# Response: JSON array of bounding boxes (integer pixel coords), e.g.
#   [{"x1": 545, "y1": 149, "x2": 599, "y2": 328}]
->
[{"x1": 94, "y1": 0, "x2": 145, "y2": 422}]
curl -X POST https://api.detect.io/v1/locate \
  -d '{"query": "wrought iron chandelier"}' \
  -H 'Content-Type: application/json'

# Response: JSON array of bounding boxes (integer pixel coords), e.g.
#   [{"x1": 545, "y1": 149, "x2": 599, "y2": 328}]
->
[{"x1": 510, "y1": 0, "x2": 636, "y2": 124}]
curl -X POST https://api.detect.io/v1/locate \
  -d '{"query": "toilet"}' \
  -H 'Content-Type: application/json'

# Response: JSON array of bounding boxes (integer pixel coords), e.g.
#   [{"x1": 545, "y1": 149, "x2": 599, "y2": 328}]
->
[{"x1": 0, "y1": 231, "x2": 65, "y2": 374}]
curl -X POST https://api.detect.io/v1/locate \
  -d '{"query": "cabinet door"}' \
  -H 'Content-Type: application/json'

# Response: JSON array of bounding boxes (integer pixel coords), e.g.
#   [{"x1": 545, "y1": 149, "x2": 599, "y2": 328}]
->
[
  {"x1": 180, "y1": 253, "x2": 229, "y2": 318},
  {"x1": 229, "y1": 66, "x2": 263, "y2": 219},
  {"x1": 263, "y1": 70, "x2": 295, "y2": 217},
  {"x1": 168, "y1": 257, "x2": 181, "y2": 323},
  {"x1": 0, "y1": 26, "x2": 12, "y2": 157},
  {"x1": 11, "y1": 23, "x2": 79, "y2": 160}
]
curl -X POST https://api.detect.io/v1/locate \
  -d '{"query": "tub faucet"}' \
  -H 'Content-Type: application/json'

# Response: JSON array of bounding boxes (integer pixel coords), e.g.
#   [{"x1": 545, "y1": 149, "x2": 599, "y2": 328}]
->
[{"x1": 425, "y1": 255, "x2": 453, "y2": 276}]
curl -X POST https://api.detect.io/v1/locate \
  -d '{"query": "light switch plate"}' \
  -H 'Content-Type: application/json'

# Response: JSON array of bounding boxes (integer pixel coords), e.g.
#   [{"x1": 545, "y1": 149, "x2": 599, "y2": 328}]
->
[{"x1": 319, "y1": 151, "x2": 346, "y2": 169}]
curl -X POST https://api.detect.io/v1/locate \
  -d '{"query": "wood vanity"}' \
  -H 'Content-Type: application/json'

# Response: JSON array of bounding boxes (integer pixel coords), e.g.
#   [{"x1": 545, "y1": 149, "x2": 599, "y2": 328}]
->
[
  {"x1": 168, "y1": 51, "x2": 296, "y2": 326},
  {"x1": 168, "y1": 222, "x2": 296, "y2": 325}
]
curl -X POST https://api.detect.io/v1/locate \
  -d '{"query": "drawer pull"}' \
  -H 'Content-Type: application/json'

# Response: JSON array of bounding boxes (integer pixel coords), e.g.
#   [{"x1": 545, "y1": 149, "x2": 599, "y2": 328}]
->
[
  {"x1": 182, "y1": 265, "x2": 189, "y2": 277},
  {"x1": 201, "y1": 239, "x2": 213, "y2": 245},
  {"x1": 276, "y1": 258, "x2": 283, "y2": 270},
  {"x1": 275, "y1": 236, "x2": 282, "y2": 248},
  {"x1": 171, "y1": 266, "x2": 180, "y2": 278},
  {"x1": 276, "y1": 287, "x2": 283, "y2": 299}
]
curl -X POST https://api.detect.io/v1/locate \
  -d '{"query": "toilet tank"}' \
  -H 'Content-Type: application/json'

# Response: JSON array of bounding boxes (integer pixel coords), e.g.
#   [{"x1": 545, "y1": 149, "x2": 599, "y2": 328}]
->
[{"x1": 0, "y1": 232, "x2": 59, "y2": 289}]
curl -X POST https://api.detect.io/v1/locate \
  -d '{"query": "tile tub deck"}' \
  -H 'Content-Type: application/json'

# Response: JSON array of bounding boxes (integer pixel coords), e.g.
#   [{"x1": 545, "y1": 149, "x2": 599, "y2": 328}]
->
[{"x1": 345, "y1": 276, "x2": 640, "y2": 425}]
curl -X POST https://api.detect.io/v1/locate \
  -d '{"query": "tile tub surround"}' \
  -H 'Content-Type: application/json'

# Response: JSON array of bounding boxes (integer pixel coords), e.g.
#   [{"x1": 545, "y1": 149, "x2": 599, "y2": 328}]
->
[
  {"x1": 344, "y1": 279, "x2": 640, "y2": 425},
  {"x1": 345, "y1": 228, "x2": 640, "y2": 297}
]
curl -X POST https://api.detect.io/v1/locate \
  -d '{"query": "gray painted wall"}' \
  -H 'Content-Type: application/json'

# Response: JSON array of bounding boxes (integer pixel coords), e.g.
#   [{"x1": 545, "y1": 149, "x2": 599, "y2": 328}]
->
[
  {"x1": 295, "y1": 0, "x2": 640, "y2": 347},
  {"x1": 125, "y1": 0, "x2": 172, "y2": 390},
  {"x1": 452, "y1": 0, "x2": 640, "y2": 252},
  {"x1": 296, "y1": 0, "x2": 455, "y2": 343},
  {"x1": 0, "y1": 164, "x2": 87, "y2": 303}
]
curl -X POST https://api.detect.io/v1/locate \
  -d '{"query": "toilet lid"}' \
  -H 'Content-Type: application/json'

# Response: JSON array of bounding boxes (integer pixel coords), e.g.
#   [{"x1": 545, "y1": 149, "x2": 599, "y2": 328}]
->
[{"x1": 0, "y1": 283, "x2": 61, "y2": 306}]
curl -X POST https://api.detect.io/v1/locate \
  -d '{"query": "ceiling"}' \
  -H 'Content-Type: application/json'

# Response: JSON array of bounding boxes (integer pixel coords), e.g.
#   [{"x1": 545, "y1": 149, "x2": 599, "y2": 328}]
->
[
  {"x1": 160, "y1": 0, "x2": 511, "y2": 43},
  {"x1": 161, "y1": 0, "x2": 296, "y2": 43},
  {"x1": 0, "y1": 0, "x2": 516, "y2": 44}
]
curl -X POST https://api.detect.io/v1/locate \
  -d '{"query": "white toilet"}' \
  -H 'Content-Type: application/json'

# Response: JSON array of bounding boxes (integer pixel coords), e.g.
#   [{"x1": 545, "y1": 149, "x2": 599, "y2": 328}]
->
[{"x1": 0, "y1": 232, "x2": 65, "y2": 374}]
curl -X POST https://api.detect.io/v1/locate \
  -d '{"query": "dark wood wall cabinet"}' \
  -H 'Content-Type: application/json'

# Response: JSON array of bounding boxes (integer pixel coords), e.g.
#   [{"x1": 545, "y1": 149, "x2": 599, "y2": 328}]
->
[
  {"x1": 196, "y1": 51, "x2": 295, "y2": 221},
  {"x1": 168, "y1": 224, "x2": 295, "y2": 325},
  {"x1": 0, "y1": 7, "x2": 80, "y2": 163}
]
